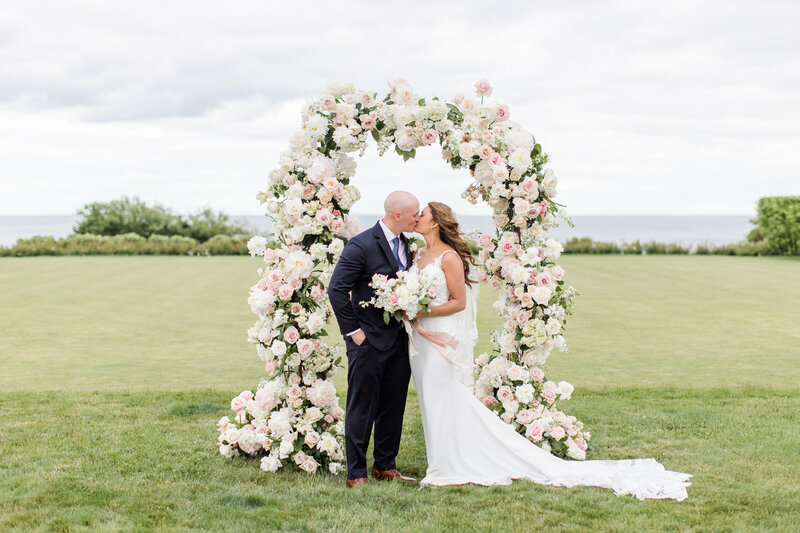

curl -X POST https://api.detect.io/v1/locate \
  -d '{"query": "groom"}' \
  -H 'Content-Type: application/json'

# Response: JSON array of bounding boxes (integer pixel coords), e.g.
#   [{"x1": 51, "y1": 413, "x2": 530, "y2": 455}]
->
[{"x1": 328, "y1": 191, "x2": 420, "y2": 487}]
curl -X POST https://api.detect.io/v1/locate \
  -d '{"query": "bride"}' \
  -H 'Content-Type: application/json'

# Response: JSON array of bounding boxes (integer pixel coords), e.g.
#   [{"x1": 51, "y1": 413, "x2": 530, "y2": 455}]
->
[{"x1": 407, "y1": 201, "x2": 692, "y2": 500}]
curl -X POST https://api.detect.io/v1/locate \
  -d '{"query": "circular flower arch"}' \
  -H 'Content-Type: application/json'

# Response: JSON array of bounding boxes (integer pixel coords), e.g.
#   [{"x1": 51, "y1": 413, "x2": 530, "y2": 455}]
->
[{"x1": 216, "y1": 79, "x2": 592, "y2": 475}]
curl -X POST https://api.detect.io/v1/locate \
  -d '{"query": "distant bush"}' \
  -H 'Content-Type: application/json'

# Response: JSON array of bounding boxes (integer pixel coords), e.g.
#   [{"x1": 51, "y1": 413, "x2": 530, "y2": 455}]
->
[
  {"x1": 564, "y1": 237, "x2": 769, "y2": 256},
  {"x1": 74, "y1": 197, "x2": 247, "y2": 243},
  {"x1": 754, "y1": 196, "x2": 800, "y2": 255},
  {"x1": 0, "y1": 233, "x2": 251, "y2": 256}
]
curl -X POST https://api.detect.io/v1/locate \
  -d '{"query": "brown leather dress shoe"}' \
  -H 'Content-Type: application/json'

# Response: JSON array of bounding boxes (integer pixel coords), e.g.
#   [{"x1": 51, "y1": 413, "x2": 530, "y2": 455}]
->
[
  {"x1": 371, "y1": 468, "x2": 417, "y2": 483},
  {"x1": 346, "y1": 477, "x2": 369, "y2": 488}
]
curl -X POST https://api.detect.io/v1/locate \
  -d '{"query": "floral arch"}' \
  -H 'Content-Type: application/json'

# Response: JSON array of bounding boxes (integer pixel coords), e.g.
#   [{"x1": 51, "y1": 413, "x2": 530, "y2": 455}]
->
[{"x1": 216, "y1": 79, "x2": 591, "y2": 475}]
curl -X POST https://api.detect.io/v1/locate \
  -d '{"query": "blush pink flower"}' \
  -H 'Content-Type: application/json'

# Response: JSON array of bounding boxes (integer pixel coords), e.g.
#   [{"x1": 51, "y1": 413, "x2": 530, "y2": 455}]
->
[
  {"x1": 277, "y1": 284, "x2": 294, "y2": 300},
  {"x1": 492, "y1": 103, "x2": 510, "y2": 121},
  {"x1": 474, "y1": 79, "x2": 493, "y2": 97},
  {"x1": 526, "y1": 423, "x2": 544, "y2": 442},
  {"x1": 296, "y1": 338, "x2": 315, "y2": 356},
  {"x1": 549, "y1": 426, "x2": 566, "y2": 440},
  {"x1": 230, "y1": 396, "x2": 246, "y2": 412},
  {"x1": 283, "y1": 326, "x2": 300, "y2": 344},
  {"x1": 420, "y1": 129, "x2": 439, "y2": 145}
]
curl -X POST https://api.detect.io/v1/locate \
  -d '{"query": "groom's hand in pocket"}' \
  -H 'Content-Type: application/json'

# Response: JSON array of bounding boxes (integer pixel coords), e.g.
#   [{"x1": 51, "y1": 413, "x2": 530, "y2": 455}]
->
[{"x1": 351, "y1": 329, "x2": 366, "y2": 346}]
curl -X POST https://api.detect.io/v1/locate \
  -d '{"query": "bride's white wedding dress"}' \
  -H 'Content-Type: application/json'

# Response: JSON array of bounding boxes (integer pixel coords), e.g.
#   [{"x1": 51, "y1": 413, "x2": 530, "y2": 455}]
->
[{"x1": 409, "y1": 251, "x2": 692, "y2": 500}]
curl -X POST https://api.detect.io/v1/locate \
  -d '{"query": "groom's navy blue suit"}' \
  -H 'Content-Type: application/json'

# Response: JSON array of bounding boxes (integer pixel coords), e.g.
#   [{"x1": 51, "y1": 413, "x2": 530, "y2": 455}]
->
[{"x1": 328, "y1": 222, "x2": 412, "y2": 480}]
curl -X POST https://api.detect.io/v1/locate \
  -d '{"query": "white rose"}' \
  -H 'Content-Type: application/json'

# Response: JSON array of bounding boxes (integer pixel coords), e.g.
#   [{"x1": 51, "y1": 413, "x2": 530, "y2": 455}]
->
[
  {"x1": 278, "y1": 439, "x2": 294, "y2": 459},
  {"x1": 556, "y1": 381, "x2": 575, "y2": 400},
  {"x1": 270, "y1": 340, "x2": 287, "y2": 357},
  {"x1": 247, "y1": 236, "x2": 269, "y2": 257},
  {"x1": 260, "y1": 454, "x2": 282, "y2": 472},
  {"x1": 533, "y1": 286, "x2": 552, "y2": 305},
  {"x1": 545, "y1": 318, "x2": 561, "y2": 335},
  {"x1": 541, "y1": 168, "x2": 558, "y2": 198}
]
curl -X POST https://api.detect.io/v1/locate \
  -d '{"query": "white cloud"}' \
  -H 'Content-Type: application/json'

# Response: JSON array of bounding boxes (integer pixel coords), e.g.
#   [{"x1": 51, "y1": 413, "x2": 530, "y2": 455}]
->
[{"x1": 1, "y1": 0, "x2": 798, "y2": 215}]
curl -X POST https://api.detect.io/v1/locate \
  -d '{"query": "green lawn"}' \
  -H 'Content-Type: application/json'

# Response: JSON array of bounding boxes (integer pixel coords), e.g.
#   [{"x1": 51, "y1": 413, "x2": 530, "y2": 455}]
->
[{"x1": 1, "y1": 256, "x2": 799, "y2": 531}]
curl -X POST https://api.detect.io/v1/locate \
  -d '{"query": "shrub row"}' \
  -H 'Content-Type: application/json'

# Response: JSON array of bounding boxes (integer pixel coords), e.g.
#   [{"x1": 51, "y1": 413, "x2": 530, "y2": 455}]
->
[
  {"x1": 0, "y1": 234, "x2": 776, "y2": 257},
  {"x1": 0, "y1": 233, "x2": 252, "y2": 257},
  {"x1": 562, "y1": 237, "x2": 773, "y2": 256}
]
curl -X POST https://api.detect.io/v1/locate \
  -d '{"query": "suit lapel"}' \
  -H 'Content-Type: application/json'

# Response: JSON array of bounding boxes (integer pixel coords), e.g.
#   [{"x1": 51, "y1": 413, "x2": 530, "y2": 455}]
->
[{"x1": 373, "y1": 222, "x2": 400, "y2": 272}]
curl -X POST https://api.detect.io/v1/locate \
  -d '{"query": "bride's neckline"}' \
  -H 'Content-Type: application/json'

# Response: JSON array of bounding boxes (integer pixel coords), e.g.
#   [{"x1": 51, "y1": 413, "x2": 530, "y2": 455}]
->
[{"x1": 414, "y1": 248, "x2": 457, "y2": 272}]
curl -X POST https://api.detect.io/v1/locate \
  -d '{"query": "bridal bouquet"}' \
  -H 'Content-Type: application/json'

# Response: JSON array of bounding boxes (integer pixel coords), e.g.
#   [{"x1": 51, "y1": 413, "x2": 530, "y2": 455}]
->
[{"x1": 360, "y1": 270, "x2": 437, "y2": 324}]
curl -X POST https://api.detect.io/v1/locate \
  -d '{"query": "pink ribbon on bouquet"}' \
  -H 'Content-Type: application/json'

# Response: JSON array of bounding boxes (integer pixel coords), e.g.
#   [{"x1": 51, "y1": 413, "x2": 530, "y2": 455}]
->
[{"x1": 404, "y1": 320, "x2": 473, "y2": 369}]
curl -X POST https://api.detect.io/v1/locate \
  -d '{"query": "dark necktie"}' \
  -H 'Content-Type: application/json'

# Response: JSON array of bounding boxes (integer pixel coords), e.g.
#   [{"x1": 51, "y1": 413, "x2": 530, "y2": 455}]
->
[{"x1": 391, "y1": 236, "x2": 405, "y2": 270}]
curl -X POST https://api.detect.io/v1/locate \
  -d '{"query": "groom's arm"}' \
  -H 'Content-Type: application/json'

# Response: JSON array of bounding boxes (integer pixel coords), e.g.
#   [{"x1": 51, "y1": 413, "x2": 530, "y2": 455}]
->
[{"x1": 328, "y1": 239, "x2": 365, "y2": 337}]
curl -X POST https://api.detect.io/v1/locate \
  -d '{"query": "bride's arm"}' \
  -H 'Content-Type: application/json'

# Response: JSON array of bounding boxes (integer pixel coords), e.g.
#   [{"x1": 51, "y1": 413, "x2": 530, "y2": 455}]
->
[{"x1": 416, "y1": 253, "x2": 466, "y2": 319}]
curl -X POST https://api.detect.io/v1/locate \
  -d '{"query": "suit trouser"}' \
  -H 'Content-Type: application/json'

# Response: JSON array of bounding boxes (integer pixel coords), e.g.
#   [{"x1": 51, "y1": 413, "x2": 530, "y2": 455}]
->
[{"x1": 344, "y1": 333, "x2": 411, "y2": 479}]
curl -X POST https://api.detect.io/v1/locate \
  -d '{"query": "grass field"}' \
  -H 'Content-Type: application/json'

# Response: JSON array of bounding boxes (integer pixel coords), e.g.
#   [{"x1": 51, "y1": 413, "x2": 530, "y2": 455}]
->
[{"x1": 1, "y1": 256, "x2": 799, "y2": 531}]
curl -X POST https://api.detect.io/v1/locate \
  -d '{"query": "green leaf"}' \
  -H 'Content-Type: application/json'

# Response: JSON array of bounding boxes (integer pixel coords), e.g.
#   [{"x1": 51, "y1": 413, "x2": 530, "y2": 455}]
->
[
  {"x1": 417, "y1": 98, "x2": 426, "y2": 106},
  {"x1": 383, "y1": 310, "x2": 390, "y2": 325},
  {"x1": 371, "y1": 129, "x2": 380, "y2": 142},
  {"x1": 533, "y1": 143, "x2": 542, "y2": 155}
]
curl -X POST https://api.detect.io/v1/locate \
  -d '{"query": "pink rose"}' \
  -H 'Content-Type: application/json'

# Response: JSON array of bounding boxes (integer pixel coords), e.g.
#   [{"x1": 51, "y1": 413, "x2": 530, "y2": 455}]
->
[
  {"x1": 548, "y1": 266, "x2": 564, "y2": 281},
  {"x1": 492, "y1": 104, "x2": 510, "y2": 121},
  {"x1": 500, "y1": 241, "x2": 515, "y2": 255},
  {"x1": 526, "y1": 423, "x2": 544, "y2": 442},
  {"x1": 255, "y1": 388, "x2": 276, "y2": 411},
  {"x1": 359, "y1": 114, "x2": 375, "y2": 130},
  {"x1": 575, "y1": 434, "x2": 588, "y2": 451},
  {"x1": 478, "y1": 234, "x2": 494, "y2": 250},
  {"x1": 309, "y1": 285, "x2": 324, "y2": 301},
  {"x1": 293, "y1": 398, "x2": 304, "y2": 408},
  {"x1": 476, "y1": 270, "x2": 488, "y2": 282},
  {"x1": 287, "y1": 384, "x2": 303, "y2": 399},
  {"x1": 265, "y1": 360, "x2": 278, "y2": 375},
  {"x1": 266, "y1": 269, "x2": 283, "y2": 285},
  {"x1": 549, "y1": 426, "x2": 566, "y2": 440},
  {"x1": 521, "y1": 178, "x2": 536, "y2": 195},
  {"x1": 493, "y1": 214, "x2": 510, "y2": 227},
  {"x1": 530, "y1": 367, "x2": 545, "y2": 382},
  {"x1": 474, "y1": 79, "x2": 493, "y2": 97},
  {"x1": 332, "y1": 406, "x2": 345, "y2": 419},
  {"x1": 516, "y1": 409, "x2": 535, "y2": 425},
  {"x1": 482, "y1": 396, "x2": 498, "y2": 407},
  {"x1": 289, "y1": 278, "x2": 302, "y2": 290},
  {"x1": 489, "y1": 277, "x2": 502, "y2": 291},
  {"x1": 304, "y1": 431, "x2": 321, "y2": 448},
  {"x1": 296, "y1": 339, "x2": 314, "y2": 356},
  {"x1": 542, "y1": 387, "x2": 557, "y2": 404},
  {"x1": 489, "y1": 153, "x2": 503, "y2": 166},
  {"x1": 420, "y1": 129, "x2": 438, "y2": 145},
  {"x1": 239, "y1": 390, "x2": 254, "y2": 401},
  {"x1": 302, "y1": 185, "x2": 315, "y2": 200},
  {"x1": 230, "y1": 396, "x2": 246, "y2": 412},
  {"x1": 330, "y1": 219, "x2": 345, "y2": 235},
  {"x1": 324, "y1": 415, "x2": 334, "y2": 423},
  {"x1": 278, "y1": 284, "x2": 294, "y2": 300},
  {"x1": 320, "y1": 94, "x2": 336, "y2": 112},
  {"x1": 389, "y1": 292, "x2": 400, "y2": 306},
  {"x1": 290, "y1": 303, "x2": 303, "y2": 315},
  {"x1": 497, "y1": 386, "x2": 514, "y2": 403},
  {"x1": 283, "y1": 326, "x2": 300, "y2": 344}
]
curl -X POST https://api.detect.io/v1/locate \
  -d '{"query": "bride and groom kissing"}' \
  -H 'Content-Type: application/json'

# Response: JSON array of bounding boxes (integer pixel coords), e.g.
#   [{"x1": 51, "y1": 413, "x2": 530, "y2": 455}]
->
[{"x1": 328, "y1": 191, "x2": 691, "y2": 500}]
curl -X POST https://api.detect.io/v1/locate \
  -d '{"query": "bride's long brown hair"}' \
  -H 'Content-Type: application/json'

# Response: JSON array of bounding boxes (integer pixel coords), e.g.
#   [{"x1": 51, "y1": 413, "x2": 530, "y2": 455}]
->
[{"x1": 427, "y1": 202, "x2": 477, "y2": 286}]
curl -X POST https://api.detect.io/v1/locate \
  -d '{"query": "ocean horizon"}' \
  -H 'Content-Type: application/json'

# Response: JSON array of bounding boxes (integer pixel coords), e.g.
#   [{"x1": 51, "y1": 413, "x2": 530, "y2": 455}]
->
[{"x1": 0, "y1": 214, "x2": 755, "y2": 248}]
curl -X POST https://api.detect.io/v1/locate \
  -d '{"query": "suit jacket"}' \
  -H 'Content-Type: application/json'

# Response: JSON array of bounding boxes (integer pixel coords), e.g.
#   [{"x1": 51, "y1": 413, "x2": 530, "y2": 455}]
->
[{"x1": 328, "y1": 222, "x2": 411, "y2": 352}]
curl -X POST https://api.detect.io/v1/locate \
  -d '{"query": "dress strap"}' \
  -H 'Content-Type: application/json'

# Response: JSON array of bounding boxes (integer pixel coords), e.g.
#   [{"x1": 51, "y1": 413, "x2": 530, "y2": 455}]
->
[{"x1": 434, "y1": 249, "x2": 461, "y2": 267}]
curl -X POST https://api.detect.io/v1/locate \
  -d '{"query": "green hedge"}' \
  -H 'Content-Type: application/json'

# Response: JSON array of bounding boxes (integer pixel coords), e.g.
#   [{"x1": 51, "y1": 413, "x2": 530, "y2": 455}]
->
[
  {"x1": 756, "y1": 196, "x2": 800, "y2": 255},
  {"x1": 0, "y1": 233, "x2": 252, "y2": 256},
  {"x1": 563, "y1": 237, "x2": 771, "y2": 256}
]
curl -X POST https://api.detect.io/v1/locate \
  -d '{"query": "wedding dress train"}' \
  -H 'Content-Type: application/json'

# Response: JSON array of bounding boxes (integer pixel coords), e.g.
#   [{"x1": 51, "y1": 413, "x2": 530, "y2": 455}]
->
[{"x1": 409, "y1": 251, "x2": 692, "y2": 500}]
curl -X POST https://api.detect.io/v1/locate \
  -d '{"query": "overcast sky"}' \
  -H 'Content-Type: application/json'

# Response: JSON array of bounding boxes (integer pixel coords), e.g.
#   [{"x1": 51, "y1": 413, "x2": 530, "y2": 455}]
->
[{"x1": 1, "y1": 0, "x2": 798, "y2": 216}]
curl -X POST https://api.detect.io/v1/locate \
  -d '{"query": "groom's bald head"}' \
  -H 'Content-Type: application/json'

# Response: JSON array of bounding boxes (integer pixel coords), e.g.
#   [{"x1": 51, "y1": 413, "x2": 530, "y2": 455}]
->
[{"x1": 383, "y1": 191, "x2": 420, "y2": 234}]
